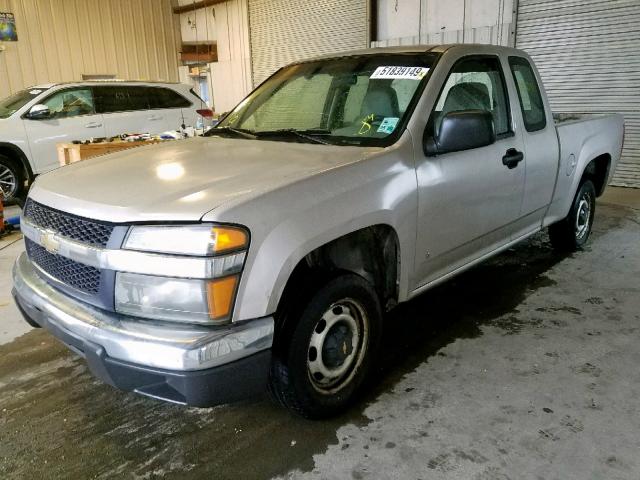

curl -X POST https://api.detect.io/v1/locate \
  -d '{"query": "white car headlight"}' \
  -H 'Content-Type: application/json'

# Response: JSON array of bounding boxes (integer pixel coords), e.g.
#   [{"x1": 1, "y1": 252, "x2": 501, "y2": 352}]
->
[{"x1": 116, "y1": 224, "x2": 248, "y2": 324}]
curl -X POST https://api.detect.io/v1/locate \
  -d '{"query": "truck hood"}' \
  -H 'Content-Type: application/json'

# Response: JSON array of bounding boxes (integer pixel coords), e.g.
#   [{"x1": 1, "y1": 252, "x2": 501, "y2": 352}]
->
[{"x1": 29, "y1": 136, "x2": 381, "y2": 223}]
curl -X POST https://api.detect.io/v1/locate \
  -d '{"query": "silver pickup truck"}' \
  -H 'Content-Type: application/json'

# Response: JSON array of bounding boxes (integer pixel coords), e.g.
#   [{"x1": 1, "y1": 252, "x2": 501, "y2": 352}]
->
[{"x1": 12, "y1": 44, "x2": 624, "y2": 418}]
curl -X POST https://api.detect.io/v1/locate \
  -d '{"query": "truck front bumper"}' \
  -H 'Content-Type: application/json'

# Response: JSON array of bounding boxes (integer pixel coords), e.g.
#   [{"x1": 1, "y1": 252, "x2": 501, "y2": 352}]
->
[{"x1": 12, "y1": 252, "x2": 274, "y2": 407}]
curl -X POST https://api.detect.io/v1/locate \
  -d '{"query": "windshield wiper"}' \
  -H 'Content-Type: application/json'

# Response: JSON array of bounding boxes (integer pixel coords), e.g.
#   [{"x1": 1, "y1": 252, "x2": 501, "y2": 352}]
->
[
  {"x1": 255, "y1": 129, "x2": 333, "y2": 145},
  {"x1": 206, "y1": 126, "x2": 257, "y2": 140}
]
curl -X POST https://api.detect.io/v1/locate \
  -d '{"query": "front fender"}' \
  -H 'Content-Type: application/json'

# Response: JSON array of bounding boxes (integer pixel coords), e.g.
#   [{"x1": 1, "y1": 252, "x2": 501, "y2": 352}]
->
[
  {"x1": 208, "y1": 141, "x2": 419, "y2": 322},
  {"x1": 258, "y1": 213, "x2": 404, "y2": 317}
]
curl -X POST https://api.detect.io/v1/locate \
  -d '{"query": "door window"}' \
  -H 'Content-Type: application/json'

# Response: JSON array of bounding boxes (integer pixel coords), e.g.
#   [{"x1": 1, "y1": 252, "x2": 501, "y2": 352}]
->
[
  {"x1": 147, "y1": 87, "x2": 192, "y2": 109},
  {"x1": 94, "y1": 86, "x2": 150, "y2": 113},
  {"x1": 509, "y1": 57, "x2": 546, "y2": 132},
  {"x1": 42, "y1": 88, "x2": 95, "y2": 119},
  {"x1": 430, "y1": 56, "x2": 511, "y2": 137},
  {"x1": 126, "y1": 87, "x2": 150, "y2": 111}
]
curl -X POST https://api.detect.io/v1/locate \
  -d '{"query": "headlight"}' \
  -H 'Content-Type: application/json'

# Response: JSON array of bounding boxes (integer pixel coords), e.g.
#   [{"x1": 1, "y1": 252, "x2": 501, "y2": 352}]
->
[
  {"x1": 115, "y1": 272, "x2": 239, "y2": 324},
  {"x1": 123, "y1": 224, "x2": 248, "y2": 256},
  {"x1": 116, "y1": 224, "x2": 248, "y2": 324}
]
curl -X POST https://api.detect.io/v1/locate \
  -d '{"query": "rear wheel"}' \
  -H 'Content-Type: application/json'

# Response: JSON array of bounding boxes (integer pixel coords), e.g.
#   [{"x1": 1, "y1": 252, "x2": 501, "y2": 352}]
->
[
  {"x1": 549, "y1": 179, "x2": 596, "y2": 251},
  {"x1": 0, "y1": 155, "x2": 26, "y2": 205},
  {"x1": 269, "y1": 274, "x2": 382, "y2": 419}
]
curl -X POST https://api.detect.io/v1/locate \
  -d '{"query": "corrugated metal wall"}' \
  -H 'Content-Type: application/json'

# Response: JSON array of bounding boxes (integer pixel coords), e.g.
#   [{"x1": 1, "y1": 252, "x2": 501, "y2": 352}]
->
[
  {"x1": 0, "y1": 0, "x2": 180, "y2": 98},
  {"x1": 373, "y1": 0, "x2": 515, "y2": 48},
  {"x1": 248, "y1": 0, "x2": 368, "y2": 86},
  {"x1": 372, "y1": 24, "x2": 513, "y2": 48},
  {"x1": 516, "y1": 0, "x2": 640, "y2": 187}
]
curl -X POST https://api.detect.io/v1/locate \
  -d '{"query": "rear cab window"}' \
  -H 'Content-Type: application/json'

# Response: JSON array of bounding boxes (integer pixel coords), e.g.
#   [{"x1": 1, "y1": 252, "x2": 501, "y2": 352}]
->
[{"x1": 508, "y1": 57, "x2": 547, "y2": 132}]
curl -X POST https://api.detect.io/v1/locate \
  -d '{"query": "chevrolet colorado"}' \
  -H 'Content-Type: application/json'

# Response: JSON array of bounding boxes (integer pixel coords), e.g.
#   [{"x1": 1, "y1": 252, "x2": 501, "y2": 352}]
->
[{"x1": 12, "y1": 44, "x2": 624, "y2": 418}]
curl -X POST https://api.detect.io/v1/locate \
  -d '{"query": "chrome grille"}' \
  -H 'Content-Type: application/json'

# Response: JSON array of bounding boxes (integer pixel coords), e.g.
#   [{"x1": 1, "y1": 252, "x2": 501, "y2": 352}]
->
[
  {"x1": 23, "y1": 199, "x2": 114, "y2": 247},
  {"x1": 25, "y1": 238, "x2": 101, "y2": 295}
]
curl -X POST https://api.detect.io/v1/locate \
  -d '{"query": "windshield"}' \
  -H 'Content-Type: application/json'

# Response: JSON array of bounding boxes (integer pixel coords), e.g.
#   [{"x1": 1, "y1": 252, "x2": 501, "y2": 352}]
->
[
  {"x1": 0, "y1": 88, "x2": 47, "y2": 119},
  {"x1": 214, "y1": 53, "x2": 439, "y2": 146}
]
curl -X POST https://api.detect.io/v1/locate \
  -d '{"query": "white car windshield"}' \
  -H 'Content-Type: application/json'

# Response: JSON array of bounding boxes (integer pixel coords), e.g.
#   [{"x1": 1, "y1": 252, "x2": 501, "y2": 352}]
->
[
  {"x1": 0, "y1": 88, "x2": 47, "y2": 119},
  {"x1": 212, "y1": 53, "x2": 439, "y2": 146}
]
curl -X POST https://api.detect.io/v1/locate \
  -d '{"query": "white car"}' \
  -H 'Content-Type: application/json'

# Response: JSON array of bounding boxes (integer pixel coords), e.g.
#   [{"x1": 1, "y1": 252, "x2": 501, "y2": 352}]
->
[{"x1": 0, "y1": 81, "x2": 212, "y2": 202}]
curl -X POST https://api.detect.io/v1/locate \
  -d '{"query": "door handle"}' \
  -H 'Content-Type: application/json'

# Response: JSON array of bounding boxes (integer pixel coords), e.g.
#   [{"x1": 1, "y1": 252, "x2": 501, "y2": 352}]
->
[
  {"x1": 85, "y1": 122, "x2": 103, "y2": 128},
  {"x1": 148, "y1": 115, "x2": 163, "y2": 121},
  {"x1": 502, "y1": 148, "x2": 524, "y2": 169}
]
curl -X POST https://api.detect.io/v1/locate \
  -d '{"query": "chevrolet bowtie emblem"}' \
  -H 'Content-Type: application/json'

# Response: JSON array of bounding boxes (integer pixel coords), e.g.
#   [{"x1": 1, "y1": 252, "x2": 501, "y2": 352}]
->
[{"x1": 41, "y1": 230, "x2": 61, "y2": 254}]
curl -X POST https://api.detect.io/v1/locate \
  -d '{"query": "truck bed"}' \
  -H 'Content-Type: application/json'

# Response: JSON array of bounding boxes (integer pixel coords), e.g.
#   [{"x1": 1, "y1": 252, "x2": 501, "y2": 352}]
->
[
  {"x1": 545, "y1": 112, "x2": 624, "y2": 225},
  {"x1": 554, "y1": 112, "x2": 612, "y2": 126}
]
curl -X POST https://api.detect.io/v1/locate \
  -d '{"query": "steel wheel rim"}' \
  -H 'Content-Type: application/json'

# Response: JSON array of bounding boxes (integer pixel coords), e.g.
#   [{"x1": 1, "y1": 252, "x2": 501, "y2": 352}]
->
[
  {"x1": 0, "y1": 164, "x2": 17, "y2": 198},
  {"x1": 307, "y1": 298, "x2": 369, "y2": 394},
  {"x1": 575, "y1": 192, "x2": 592, "y2": 240}
]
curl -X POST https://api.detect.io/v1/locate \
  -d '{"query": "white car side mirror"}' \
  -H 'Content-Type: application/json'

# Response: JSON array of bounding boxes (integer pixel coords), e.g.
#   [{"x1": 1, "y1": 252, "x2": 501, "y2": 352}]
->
[{"x1": 26, "y1": 104, "x2": 51, "y2": 120}]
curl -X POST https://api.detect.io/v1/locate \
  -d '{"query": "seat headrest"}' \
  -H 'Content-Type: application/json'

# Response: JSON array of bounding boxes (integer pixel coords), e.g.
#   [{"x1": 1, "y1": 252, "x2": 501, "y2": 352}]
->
[
  {"x1": 360, "y1": 85, "x2": 399, "y2": 118},
  {"x1": 442, "y1": 82, "x2": 491, "y2": 114}
]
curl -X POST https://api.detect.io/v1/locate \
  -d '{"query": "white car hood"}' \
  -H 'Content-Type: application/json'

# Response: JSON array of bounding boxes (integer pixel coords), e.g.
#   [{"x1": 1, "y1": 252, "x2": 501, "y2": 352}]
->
[{"x1": 29, "y1": 136, "x2": 380, "y2": 223}]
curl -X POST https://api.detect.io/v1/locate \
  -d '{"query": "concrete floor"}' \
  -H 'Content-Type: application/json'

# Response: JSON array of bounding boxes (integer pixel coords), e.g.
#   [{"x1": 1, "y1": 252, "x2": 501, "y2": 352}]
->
[
  {"x1": 0, "y1": 188, "x2": 638, "y2": 479},
  {"x1": 0, "y1": 205, "x2": 30, "y2": 344}
]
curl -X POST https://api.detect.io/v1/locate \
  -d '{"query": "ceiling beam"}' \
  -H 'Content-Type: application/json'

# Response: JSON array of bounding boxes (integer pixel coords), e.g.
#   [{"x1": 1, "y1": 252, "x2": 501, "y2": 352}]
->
[{"x1": 173, "y1": 0, "x2": 227, "y2": 14}]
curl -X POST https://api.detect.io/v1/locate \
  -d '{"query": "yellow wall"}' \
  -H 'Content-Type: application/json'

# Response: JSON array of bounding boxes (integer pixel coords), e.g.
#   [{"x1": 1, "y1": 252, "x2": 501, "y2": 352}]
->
[{"x1": 0, "y1": 0, "x2": 181, "y2": 98}]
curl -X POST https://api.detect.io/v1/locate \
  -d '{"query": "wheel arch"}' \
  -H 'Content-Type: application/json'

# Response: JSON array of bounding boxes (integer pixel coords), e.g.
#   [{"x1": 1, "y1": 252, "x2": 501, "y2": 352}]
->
[
  {"x1": 273, "y1": 224, "x2": 401, "y2": 324},
  {"x1": 580, "y1": 153, "x2": 611, "y2": 197},
  {"x1": 0, "y1": 142, "x2": 34, "y2": 182}
]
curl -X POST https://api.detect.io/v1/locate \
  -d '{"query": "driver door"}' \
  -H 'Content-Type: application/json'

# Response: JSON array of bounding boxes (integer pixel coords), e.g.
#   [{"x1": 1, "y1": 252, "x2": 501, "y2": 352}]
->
[
  {"x1": 413, "y1": 55, "x2": 526, "y2": 289},
  {"x1": 23, "y1": 87, "x2": 106, "y2": 173}
]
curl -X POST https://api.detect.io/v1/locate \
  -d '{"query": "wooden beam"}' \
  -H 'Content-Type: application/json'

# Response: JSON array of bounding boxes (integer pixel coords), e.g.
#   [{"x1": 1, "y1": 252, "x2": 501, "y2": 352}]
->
[
  {"x1": 180, "y1": 43, "x2": 218, "y2": 63},
  {"x1": 173, "y1": 0, "x2": 228, "y2": 14}
]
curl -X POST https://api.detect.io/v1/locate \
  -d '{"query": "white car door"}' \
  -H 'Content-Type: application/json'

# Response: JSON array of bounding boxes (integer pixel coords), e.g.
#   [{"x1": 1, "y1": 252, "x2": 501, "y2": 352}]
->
[
  {"x1": 23, "y1": 87, "x2": 106, "y2": 173},
  {"x1": 94, "y1": 85, "x2": 167, "y2": 137}
]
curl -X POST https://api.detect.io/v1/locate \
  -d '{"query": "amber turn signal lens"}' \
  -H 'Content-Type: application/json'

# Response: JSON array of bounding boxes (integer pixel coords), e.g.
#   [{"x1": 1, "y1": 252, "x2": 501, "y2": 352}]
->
[
  {"x1": 212, "y1": 227, "x2": 248, "y2": 254},
  {"x1": 206, "y1": 275, "x2": 239, "y2": 320}
]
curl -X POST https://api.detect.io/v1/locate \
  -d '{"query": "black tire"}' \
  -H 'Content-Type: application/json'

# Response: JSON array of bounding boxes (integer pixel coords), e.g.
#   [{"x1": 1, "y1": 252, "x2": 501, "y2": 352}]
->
[
  {"x1": 269, "y1": 273, "x2": 382, "y2": 419},
  {"x1": 549, "y1": 179, "x2": 596, "y2": 251},
  {"x1": 0, "y1": 154, "x2": 26, "y2": 205}
]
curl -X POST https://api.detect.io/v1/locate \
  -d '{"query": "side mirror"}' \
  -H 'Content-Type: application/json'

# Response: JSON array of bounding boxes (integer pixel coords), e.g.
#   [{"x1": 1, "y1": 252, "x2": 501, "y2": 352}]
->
[
  {"x1": 26, "y1": 104, "x2": 51, "y2": 120},
  {"x1": 424, "y1": 110, "x2": 496, "y2": 156}
]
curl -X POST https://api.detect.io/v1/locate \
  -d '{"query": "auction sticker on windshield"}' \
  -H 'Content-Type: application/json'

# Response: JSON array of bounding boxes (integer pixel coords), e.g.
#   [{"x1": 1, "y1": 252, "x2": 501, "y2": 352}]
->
[
  {"x1": 370, "y1": 66, "x2": 430, "y2": 80},
  {"x1": 377, "y1": 117, "x2": 399, "y2": 134}
]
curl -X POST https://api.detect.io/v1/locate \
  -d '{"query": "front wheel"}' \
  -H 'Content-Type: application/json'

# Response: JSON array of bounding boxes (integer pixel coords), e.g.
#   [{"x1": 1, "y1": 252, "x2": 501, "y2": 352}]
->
[
  {"x1": 0, "y1": 155, "x2": 26, "y2": 205},
  {"x1": 549, "y1": 179, "x2": 596, "y2": 251},
  {"x1": 269, "y1": 274, "x2": 382, "y2": 419}
]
